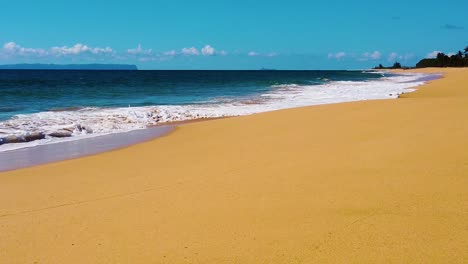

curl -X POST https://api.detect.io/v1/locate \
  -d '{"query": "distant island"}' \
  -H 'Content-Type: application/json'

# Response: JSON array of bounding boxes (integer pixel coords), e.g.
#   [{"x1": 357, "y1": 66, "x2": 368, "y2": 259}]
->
[
  {"x1": 375, "y1": 45, "x2": 468, "y2": 70},
  {"x1": 0, "y1": 64, "x2": 138, "y2": 70}
]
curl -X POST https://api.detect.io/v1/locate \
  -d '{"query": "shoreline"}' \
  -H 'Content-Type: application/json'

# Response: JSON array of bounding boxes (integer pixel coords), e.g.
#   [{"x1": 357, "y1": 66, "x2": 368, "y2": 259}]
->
[
  {"x1": 0, "y1": 72, "x2": 434, "y2": 171},
  {"x1": 0, "y1": 70, "x2": 431, "y2": 153},
  {"x1": 0, "y1": 68, "x2": 466, "y2": 263}
]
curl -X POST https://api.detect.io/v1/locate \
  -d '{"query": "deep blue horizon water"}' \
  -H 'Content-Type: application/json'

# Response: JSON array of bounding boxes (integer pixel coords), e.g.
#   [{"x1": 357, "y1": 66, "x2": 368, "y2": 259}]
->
[{"x1": 0, "y1": 70, "x2": 433, "y2": 151}]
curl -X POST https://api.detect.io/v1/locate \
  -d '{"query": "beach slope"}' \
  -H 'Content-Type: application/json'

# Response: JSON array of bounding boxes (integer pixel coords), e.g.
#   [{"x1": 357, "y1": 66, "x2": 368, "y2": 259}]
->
[{"x1": 0, "y1": 68, "x2": 467, "y2": 263}]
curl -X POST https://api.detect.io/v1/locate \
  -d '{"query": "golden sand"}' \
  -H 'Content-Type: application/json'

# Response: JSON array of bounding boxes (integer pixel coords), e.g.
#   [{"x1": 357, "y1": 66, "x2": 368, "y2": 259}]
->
[{"x1": 0, "y1": 68, "x2": 467, "y2": 263}]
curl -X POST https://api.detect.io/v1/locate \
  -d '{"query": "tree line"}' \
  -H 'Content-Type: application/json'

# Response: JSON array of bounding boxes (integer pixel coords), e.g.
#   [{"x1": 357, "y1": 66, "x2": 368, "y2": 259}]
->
[
  {"x1": 375, "y1": 45, "x2": 468, "y2": 69},
  {"x1": 416, "y1": 46, "x2": 468, "y2": 68}
]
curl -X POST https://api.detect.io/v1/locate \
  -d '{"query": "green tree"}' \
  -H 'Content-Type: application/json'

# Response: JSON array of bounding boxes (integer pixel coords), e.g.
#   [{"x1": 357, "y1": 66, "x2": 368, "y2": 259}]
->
[
  {"x1": 454, "y1": 51, "x2": 465, "y2": 67},
  {"x1": 436, "y1": 53, "x2": 449, "y2": 67},
  {"x1": 436, "y1": 52, "x2": 445, "y2": 60}
]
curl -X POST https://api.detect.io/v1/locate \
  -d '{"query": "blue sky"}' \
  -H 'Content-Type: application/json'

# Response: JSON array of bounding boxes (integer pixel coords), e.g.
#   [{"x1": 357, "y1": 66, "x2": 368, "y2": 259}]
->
[{"x1": 1, "y1": 0, "x2": 467, "y2": 69}]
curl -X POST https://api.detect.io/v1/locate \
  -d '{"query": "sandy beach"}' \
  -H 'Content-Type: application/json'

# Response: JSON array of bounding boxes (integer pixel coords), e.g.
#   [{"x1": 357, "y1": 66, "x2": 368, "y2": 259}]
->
[{"x1": 0, "y1": 68, "x2": 467, "y2": 263}]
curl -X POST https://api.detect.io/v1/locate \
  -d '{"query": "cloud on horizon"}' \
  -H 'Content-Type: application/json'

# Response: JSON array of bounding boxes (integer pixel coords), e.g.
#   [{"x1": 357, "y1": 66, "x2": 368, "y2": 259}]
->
[
  {"x1": 201, "y1": 45, "x2": 215, "y2": 56},
  {"x1": 3, "y1": 42, "x2": 48, "y2": 57},
  {"x1": 163, "y1": 50, "x2": 177, "y2": 56},
  {"x1": 327, "y1": 52, "x2": 346, "y2": 60},
  {"x1": 247, "y1": 51, "x2": 278, "y2": 57},
  {"x1": 328, "y1": 51, "x2": 383, "y2": 61},
  {"x1": 442, "y1": 24, "x2": 464, "y2": 30},
  {"x1": 127, "y1": 44, "x2": 152, "y2": 55},
  {"x1": 181, "y1": 47, "x2": 200, "y2": 56},
  {"x1": 360, "y1": 51, "x2": 381, "y2": 61},
  {"x1": 0, "y1": 42, "x2": 238, "y2": 63},
  {"x1": 0, "y1": 41, "x2": 322, "y2": 66},
  {"x1": 388, "y1": 52, "x2": 414, "y2": 62},
  {"x1": 327, "y1": 50, "x2": 417, "y2": 65},
  {"x1": 52, "y1": 44, "x2": 113, "y2": 55},
  {"x1": 2, "y1": 42, "x2": 114, "y2": 58}
]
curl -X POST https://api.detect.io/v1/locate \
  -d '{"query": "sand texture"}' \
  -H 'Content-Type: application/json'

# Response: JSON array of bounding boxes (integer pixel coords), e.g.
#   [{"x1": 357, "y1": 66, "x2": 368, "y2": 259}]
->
[{"x1": 0, "y1": 68, "x2": 467, "y2": 263}]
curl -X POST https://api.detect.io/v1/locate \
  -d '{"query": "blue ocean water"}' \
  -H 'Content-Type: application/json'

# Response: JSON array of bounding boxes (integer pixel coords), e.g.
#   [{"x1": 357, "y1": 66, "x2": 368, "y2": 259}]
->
[
  {"x1": 0, "y1": 70, "x2": 382, "y2": 121},
  {"x1": 0, "y1": 70, "x2": 432, "y2": 151}
]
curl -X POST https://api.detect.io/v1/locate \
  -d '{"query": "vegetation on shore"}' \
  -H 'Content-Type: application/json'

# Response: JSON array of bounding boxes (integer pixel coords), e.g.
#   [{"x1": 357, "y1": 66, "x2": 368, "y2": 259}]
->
[
  {"x1": 375, "y1": 45, "x2": 468, "y2": 69},
  {"x1": 416, "y1": 47, "x2": 468, "y2": 68},
  {"x1": 374, "y1": 62, "x2": 404, "y2": 70}
]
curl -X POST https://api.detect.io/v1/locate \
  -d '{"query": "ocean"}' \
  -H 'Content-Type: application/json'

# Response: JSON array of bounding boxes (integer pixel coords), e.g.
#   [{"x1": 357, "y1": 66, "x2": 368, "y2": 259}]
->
[{"x1": 0, "y1": 70, "x2": 437, "y2": 152}]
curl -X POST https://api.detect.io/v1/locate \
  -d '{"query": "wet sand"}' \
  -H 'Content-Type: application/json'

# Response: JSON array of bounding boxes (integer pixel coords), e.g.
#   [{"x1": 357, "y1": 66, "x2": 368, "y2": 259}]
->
[
  {"x1": 0, "y1": 125, "x2": 174, "y2": 172},
  {"x1": 0, "y1": 68, "x2": 467, "y2": 263}
]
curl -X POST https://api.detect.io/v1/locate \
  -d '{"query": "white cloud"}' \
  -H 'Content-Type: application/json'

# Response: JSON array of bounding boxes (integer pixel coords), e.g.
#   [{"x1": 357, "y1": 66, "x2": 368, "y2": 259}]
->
[
  {"x1": 329, "y1": 50, "x2": 415, "y2": 63},
  {"x1": 3, "y1": 42, "x2": 47, "y2": 56},
  {"x1": 165, "y1": 46, "x2": 224, "y2": 57},
  {"x1": 2, "y1": 41, "x2": 232, "y2": 62},
  {"x1": 181, "y1": 47, "x2": 200, "y2": 56},
  {"x1": 127, "y1": 44, "x2": 152, "y2": 55},
  {"x1": 247, "y1": 51, "x2": 277, "y2": 57},
  {"x1": 247, "y1": 51, "x2": 279, "y2": 58},
  {"x1": 335, "y1": 52, "x2": 346, "y2": 59},
  {"x1": 2, "y1": 41, "x2": 116, "y2": 62},
  {"x1": 369, "y1": 51, "x2": 381, "y2": 60},
  {"x1": 3, "y1": 42, "x2": 17, "y2": 52},
  {"x1": 51, "y1": 43, "x2": 113, "y2": 55},
  {"x1": 426, "y1": 51, "x2": 442, "y2": 59},
  {"x1": 266, "y1": 52, "x2": 278, "y2": 57},
  {"x1": 328, "y1": 52, "x2": 346, "y2": 60},
  {"x1": 51, "y1": 44, "x2": 83, "y2": 55},
  {"x1": 164, "y1": 50, "x2": 177, "y2": 56},
  {"x1": 388, "y1": 52, "x2": 414, "y2": 62},
  {"x1": 360, "y1": 51, "x2": 381, "y2": 61},
  {"x1": 201, "y1": 45, "x2": 215, "y2": 56},
  {"x1": 388, "y1": 52, "x2": 398, "y2": 62},
  {"x1": 91, "y1": 47, "x2": 113, "y2": 54},
  {"x1": 138, "y1": 57, "x2": 157, "y2": 62}
]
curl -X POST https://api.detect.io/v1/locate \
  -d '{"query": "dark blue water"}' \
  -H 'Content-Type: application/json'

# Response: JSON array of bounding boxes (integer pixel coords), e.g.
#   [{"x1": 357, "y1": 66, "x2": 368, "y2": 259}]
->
[{"x1": 0, "y1": 70, "x2": 382, "y2": 121}]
